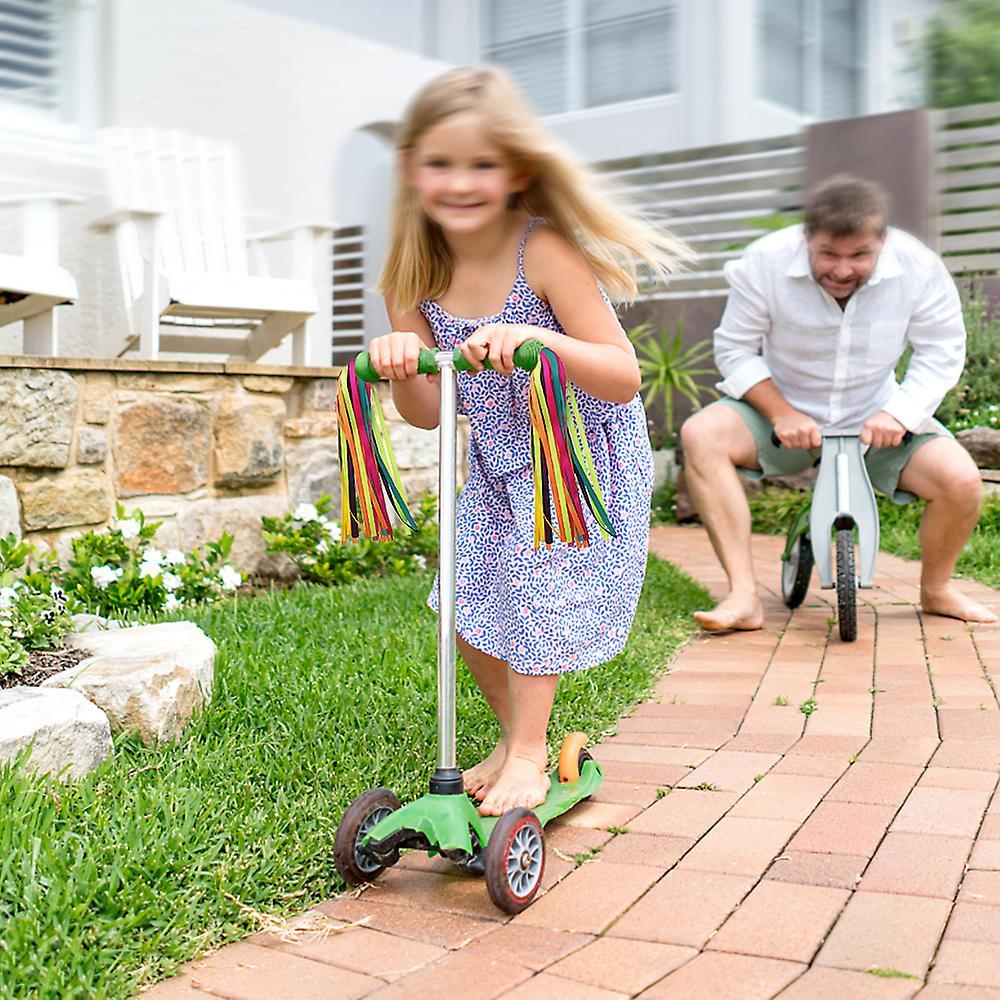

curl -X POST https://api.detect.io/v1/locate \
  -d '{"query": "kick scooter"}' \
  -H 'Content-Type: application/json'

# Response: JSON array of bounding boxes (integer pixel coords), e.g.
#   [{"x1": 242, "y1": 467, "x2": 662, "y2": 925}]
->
[
  {"x1": 333, "y1": 342, "x2": 603, "y2": 914},
  {"x1": 778, "y1": 432, "x2": 905, "y2": 642}
]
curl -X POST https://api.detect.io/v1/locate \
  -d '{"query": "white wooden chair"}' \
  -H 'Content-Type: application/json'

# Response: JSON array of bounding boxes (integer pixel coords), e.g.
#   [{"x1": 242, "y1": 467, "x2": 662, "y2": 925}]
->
[
  {"x1": 0, "y1": 193, "x2": 80, "y2": 355},
  {"x1": 96, "y1": 127, "x2": 330, "y2": 363}
]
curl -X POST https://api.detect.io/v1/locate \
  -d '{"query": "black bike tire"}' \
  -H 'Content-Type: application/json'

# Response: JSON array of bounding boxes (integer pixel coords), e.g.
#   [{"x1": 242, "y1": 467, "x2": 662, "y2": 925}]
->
[
  {"x1": 782, "y1": 535, "x2": 814, "y2": 609},
  {"x1": 836, "y1": 528, "x2": 857, "y2": 642}
]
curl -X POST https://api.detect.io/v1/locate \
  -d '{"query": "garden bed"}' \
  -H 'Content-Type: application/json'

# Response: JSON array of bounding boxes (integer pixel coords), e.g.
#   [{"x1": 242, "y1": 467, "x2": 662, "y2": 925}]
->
[{"x1": 0, "y1": 647, "x2": 90, "y2": 690}]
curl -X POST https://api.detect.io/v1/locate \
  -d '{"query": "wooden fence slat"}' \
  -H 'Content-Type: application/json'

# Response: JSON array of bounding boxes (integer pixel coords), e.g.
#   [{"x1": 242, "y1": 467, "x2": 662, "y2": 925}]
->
[
  {"x1": 596, "y1": 133, "x2": 802, "y2": 174},
  {"x1": 940, "y1": 100, "x2": 1000, "y2": 126},
  {"x1": 941, "y1": 229, "x2": 1000, "y2": 253},
  {"x1": 939, "y1": 188, "x2": 1000, "y2": 212},
  {"x1": 939, "y1": 146, "x2": 1000, "y2": 170},
  {"x1": 939, "y1": 209, "x2": 1000, "y2": 231},
  {"x1": 942, "y1": 250, "x2": 1000, "y2": 273},
  {"x1": 939, "y1": 165, "x2": 1000, "y2": 191}
]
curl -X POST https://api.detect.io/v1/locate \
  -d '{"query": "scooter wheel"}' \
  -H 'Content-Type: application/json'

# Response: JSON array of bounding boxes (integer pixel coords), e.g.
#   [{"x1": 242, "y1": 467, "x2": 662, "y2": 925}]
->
[
  {"x1": 781, "y1": 534, "x2": 814, "y2": 609},
  {"x1": 334, "y1": 787, "x2": 401, "y2": 885},
  {"x1": 836, "y1": 528, "x2": 858, "y2": 643},
  {"x1": 484, "y1": 808, "x2": 545, "y2": 914},
  {"x1": 557, "y1": 732, "x2": 590, "y2": 783}
]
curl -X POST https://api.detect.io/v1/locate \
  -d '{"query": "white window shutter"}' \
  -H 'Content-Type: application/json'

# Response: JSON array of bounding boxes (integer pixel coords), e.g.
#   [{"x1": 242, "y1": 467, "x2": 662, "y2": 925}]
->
[{"x1": 0, "y1": 0, "x2": 61, "y2": 111}]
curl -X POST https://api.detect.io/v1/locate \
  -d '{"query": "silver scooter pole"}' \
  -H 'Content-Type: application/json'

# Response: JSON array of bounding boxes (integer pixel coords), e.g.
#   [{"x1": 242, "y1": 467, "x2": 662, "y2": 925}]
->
[{"x1": 430, "y1": 351, "x2": 463, "y2": 794}]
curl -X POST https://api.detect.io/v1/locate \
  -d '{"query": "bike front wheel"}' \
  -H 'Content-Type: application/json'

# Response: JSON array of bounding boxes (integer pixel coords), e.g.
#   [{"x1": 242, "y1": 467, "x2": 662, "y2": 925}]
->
[{"x1": 836, "y1": 528, "x2": 857, "y2": 642}]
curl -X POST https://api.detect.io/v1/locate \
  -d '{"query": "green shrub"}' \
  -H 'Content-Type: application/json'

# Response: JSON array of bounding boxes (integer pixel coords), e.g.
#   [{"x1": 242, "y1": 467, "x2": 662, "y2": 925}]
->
[
  {"x1": 934, "y1": 288, "x2": 1000, "y2": 430},
  {"x1": 59, "y1": 506, "x2": 243, "y2": 619},
  {"x1": 0, "y1": 535, "x2": 73, "y2": 675},
  {"x1": 261, "y1": 492, "x2": 439, "y2": 585}
]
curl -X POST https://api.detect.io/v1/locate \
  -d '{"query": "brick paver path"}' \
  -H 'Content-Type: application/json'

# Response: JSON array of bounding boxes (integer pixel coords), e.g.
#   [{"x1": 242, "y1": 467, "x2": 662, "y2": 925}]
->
[{"x1": 144, "y1": 525, "x2": 1000, "y2": 999}]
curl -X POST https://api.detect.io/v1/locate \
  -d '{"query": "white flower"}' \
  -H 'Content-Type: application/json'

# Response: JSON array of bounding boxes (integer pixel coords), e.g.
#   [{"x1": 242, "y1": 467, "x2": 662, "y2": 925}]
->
[
  {"x1": 0, "y1": 586, "x2": 18, "y2": 609},
  {"x1": 91, "y1": 565, "x2": 120, "y2": 590},
  {"x1": 164, "y1": 593, "x2": 181, "y2": 611},
  {"x1": 415, "y1": 555, "x2": 428, "y2": 570},
  {"x1": 138, "y1": 561, "x2": 160, "y2": 580},
  {"x1": 162, "y1": 571, "x2": 182, "y2": 593},
  {"x1": 142, "y1": 547, "x2": 163, "y2": 569},
  {"x1": 326, "y1": 520, "x2": 342, "y2": 543},
  {"x1": 117, "y1": 519, "x2": 141, "y2": 540},
  {"x1": 163, "y1": 549, "x2": 185, "y2": 566},
  {"x1": 219, "y1": 565, "x2": 242, "y2": 591},
  {"x1": 293, "y1": 502, "x2": 319, "y2": 523},
  {"x1": 316, "y1": 539, "x2": 329, "y2": 555}
]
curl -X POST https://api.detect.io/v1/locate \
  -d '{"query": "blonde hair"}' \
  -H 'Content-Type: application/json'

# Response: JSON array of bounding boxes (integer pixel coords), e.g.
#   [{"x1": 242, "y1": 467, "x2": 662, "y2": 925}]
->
[{"x1": 378, "y1": 66, "x2": 693, "y2": 313}]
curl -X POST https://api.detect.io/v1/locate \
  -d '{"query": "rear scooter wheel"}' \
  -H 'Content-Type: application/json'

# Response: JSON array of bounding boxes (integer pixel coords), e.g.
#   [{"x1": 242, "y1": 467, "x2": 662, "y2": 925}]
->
[
  {"x1": 557, "y1": 732, "x2": 592, "y2": 783},
  {"x1": 836, "y1": 528, "x2": 857, "y2": 642},
  {"x1": 484, "y1": 809, "x2": 545, "y2": 914},
  {"x1": 334, "y1": 788, "x2": 401, "y2": 885},
  {"x1": 781, "y1": 534, "x2": 814, "y2": 609}
]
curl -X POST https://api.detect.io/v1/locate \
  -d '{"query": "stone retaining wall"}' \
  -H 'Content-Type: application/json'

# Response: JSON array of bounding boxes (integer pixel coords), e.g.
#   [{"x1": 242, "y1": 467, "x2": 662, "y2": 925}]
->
[{"x1": 0, "y1": 356, "x2": 449, "y2": 575}]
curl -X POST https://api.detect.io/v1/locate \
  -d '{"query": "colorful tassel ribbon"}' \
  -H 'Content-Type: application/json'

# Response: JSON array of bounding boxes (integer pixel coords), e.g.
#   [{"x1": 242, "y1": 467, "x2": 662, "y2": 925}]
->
[
  {"x1": 528, "y1": 348, "x2": 616, "y2": 549},
  {"x1": 336, "y1": 360, "x2": 417, "y2": 541}
]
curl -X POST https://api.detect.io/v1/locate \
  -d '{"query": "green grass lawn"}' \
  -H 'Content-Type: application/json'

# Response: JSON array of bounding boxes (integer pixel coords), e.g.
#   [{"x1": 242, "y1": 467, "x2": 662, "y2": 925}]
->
[{"x1": 0, "y1": 556, "x2": 708, "y2": 999}]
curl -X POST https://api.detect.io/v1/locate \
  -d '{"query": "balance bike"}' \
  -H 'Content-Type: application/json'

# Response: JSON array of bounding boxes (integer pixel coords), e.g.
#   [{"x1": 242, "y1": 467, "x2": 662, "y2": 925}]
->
[
  {"x1": 778, "y1": 433, "x2": 903, "y2": 642},
  {"x1": 333, "y1": 344, "x2": 603, "y2": 914}
]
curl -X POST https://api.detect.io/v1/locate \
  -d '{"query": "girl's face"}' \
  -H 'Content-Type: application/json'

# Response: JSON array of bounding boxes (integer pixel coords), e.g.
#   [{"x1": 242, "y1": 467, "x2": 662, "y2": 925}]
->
[{"x1": 407, "y1": 112, "x2": 529, "y2": 236}]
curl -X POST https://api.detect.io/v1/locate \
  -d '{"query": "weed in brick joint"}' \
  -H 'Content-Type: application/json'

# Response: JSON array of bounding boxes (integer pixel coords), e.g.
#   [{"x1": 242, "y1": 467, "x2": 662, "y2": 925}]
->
[
  {"x1": 866, "y1": 968, "x2": 919, "y2": 980},
  {"x1": 753, "y1": 774, "x2": 764, "y2": 783},
  {"x1": 656, "y1": 787, "x2": 670, "y2": 799},
  {"x1": 692, "y1": 782, "x2": 721, "y2": 792},
  {"x1": 607, "y1": 826, "x2": 629, "y2": 835},
  {"x1": 799, "y1": 698, "x2": 818, "y2": 716}
]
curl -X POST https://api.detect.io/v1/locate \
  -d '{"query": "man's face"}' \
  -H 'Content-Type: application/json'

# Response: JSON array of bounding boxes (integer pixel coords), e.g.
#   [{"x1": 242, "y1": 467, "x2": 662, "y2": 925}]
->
[{"x1": 806, "y1": 229, "x2": 885, "y2": 301}]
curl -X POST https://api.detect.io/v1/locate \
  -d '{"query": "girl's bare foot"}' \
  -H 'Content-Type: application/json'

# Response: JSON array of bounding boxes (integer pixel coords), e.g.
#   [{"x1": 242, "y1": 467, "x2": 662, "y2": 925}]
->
[
  {"x1": 462, "y1": 740, "x2": 508, "y2": 800},
  {"x1": 693, "y1": 593, "x2": 764, "y2": 633},
  {"x1": 921, "y1": 585, "x2": 999, "y2": 624},
  {"x1": 477, "y1": 755, "x2": 551, "y2": 816}
]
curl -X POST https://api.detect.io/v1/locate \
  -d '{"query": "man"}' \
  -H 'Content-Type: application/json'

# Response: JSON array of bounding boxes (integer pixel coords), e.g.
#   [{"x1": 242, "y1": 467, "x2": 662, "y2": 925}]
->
[{"x1": 681, "y1": 174, "x2": 997, "y2": 631}]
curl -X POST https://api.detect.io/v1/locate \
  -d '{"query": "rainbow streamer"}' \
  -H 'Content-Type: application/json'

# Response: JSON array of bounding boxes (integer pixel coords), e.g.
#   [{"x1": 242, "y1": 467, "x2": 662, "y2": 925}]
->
[
  {"x1": 336, "y1": 360, "x2": 417, "y2": 542},
  {"x1": 528, "y1": 348, "x2": 616, "y2": 549}
]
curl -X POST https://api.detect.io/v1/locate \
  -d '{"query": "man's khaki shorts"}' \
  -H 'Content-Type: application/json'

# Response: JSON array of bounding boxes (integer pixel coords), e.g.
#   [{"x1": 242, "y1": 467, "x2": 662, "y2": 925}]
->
[{"x1": 711, "y1": 397, "x2": 952, "y2": 504}]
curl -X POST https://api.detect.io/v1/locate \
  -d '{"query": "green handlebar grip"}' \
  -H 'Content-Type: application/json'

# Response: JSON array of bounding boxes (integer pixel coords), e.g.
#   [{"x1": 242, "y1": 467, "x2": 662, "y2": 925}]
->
[{"x1": 352, "y1": 339, "x2": 544, "y2": 383}]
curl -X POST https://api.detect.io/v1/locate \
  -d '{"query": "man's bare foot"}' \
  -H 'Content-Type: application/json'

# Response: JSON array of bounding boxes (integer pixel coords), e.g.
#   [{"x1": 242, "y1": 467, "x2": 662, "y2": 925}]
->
[
  {"x1": 462, "y1": 741, "x2": 507, "y2": 800},
  {"x1": 477, "y1": 755, "x2": 551, "y2": 817},
  {"x1": 921, "y1": 585, "x2": 999, "y2": 624},
  {"x1": 693, "y1": 593, "x2": 764, "y2": 633}
]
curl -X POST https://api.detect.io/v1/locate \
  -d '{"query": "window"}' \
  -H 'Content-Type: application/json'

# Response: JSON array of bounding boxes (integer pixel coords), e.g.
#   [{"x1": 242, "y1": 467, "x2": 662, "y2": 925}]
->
[
  {"x1": 0, "y1": 0, "x2": 62, "y2": 113},
  {"x1": 759, "y1": 0, "x2": 866, "y2": 119},
  {"x1": 481, "y1": 0, "x2": 677, "y2": 116}
]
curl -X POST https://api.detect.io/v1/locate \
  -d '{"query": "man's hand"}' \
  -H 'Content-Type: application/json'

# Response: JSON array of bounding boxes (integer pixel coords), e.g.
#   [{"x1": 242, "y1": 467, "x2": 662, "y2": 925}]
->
[
  {"x1": 861, "y1": 410, "x2": 907, "y2": 448},
  {"x1": 772, "y1": 410, "x2": 822, "y2": 450}
]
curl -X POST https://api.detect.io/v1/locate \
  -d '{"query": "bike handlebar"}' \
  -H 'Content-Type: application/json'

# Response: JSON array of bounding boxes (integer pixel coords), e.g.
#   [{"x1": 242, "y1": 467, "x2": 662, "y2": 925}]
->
[
  {"x1": 769, "y1": 430, "x2": 913, "y2": 449},
  {"x1": 352, "y1": 340, "x2": 544, "y2": 384}
]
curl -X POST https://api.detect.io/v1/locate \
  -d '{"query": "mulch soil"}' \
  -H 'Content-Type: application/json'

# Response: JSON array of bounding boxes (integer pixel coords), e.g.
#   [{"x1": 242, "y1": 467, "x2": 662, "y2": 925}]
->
[{"x1": 0, "y1": 647, "x2": 92, "y2": 690}]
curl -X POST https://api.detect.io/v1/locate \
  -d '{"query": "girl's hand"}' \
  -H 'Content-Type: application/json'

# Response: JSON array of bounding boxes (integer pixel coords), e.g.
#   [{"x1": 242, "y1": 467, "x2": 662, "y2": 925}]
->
[
  {"x1": 367, "y1": 331, "x2": 433, "y2": 382},
  {"x1": 460, "y1": 323, "x2": 541, "y2": 375}
]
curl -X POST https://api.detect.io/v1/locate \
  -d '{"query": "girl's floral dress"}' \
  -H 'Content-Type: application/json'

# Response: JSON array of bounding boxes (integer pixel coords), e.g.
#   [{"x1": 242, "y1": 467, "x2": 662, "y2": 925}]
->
[{"x1": 421, "y1": 218, "x2": 654, "y2": 676}]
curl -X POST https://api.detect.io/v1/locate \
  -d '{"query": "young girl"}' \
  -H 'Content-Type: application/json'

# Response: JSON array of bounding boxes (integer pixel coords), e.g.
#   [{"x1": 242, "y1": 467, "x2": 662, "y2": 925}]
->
[{"x1": 367, "y1": 66, "x2": 689, "y2": 818}]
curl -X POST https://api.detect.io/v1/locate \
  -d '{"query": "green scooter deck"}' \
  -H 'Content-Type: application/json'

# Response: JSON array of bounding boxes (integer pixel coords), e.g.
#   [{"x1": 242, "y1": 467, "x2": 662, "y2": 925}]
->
[{"x1": 363, "y1": 758, "x2": 603, "y2": 858}]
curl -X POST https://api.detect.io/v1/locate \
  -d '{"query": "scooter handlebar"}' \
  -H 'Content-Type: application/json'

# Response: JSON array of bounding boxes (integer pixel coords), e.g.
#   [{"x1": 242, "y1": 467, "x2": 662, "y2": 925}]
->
[{"x1": 352, "y1": 340, "x2": 544, "y2": 383}]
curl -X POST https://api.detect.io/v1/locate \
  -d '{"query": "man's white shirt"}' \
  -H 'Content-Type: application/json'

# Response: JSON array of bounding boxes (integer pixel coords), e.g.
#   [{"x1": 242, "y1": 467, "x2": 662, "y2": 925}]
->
[{"x1": 714, "y1": 224, "x2": 966, "y2": 433}]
